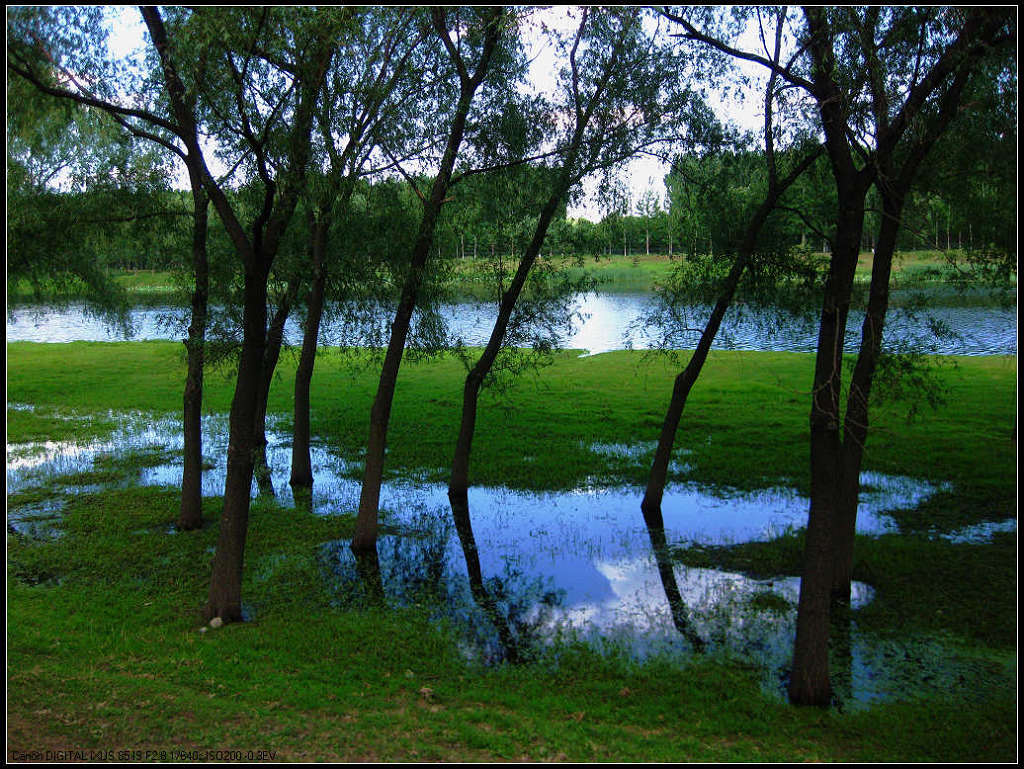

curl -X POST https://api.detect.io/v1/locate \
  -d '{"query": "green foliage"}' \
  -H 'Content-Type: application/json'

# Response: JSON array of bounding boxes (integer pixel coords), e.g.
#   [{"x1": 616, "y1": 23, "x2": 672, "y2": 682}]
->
[{"x1": 6, "y1": 38, "x2": 182, "y2": 316}]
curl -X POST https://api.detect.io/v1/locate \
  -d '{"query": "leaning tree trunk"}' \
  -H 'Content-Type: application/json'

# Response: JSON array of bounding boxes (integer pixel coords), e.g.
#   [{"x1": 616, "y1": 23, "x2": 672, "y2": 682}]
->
[
  {"x1": 204, "y1": 268, "x2": 269, "y2": 622},
  {"x1": 445, "y1": 190, "x2": 566, "y2": 662},
  {"x1": 641, "y1": 253, "x2": 747, "y2": 523},
  {"x1": 351, "y1": 264, "x2": 428, "y2": 553},
  {"x1": 639, "y1": 146, "x2": 822, "y2": 651},
  {"x1": 178, "y1": 185, "x2": 210, "y2": 530},
  {"x1": 351, "y1": 15, "x2": 501, "y2": 555},
  {"x1": 448, "y1": 192, "x2": 562, "y2": 519},
  {"x1": 641, "y1": 141, "x2": 823, "y2": 531},
  {"x1": 290, "y1": 216, "x2": 328, "y2": 490}
]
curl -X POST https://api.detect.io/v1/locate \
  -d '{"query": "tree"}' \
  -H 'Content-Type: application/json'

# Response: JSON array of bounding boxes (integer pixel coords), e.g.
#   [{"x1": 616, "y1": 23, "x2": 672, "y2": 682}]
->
[
  {"x1": 636, "y1": 182, "x2": 661, "y2": 256},
  {"x1": 8, "y1": 6, "x2": 216, "y2": 531},
  {"x1": 644, "y1": 6, "x2": 822, "y2": 651},
  {"x1": 6, "y1": 13, "x2": 172, "y2": 316},
  {"x1": 663, "y1": 5, "x2": 1015, "y2": 706},
  {"x1": 288, "y1": 8, "x2": 439, "y2": 492},
  {"x1": 791, "y1": 7, "x2": 1013, "y2": 706},
  {"x1": 442, "y1": 5, "x2": 701, "y2": 650},
  {"x1": 824, "y1": 7, "x2": 1017, "y2": 605},
  {"x1": 349, "y1": 7, "x2": 509, "y2": 558},
  {"x1": 142, "y1": 6, "x2": 340, "y2": 620},
  {"x1": 897, "y1": 55, "x2": 1017, "y2": 270}
]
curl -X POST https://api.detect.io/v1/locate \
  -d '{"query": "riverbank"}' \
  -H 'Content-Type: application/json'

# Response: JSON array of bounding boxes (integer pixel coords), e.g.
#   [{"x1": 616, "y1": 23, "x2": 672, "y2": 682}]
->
[
  {"x1": 7, "y1": 249, "x2": 1015, "y2": 305},
  {"x1": 6, "y1": 342, "x2": 1017, "y2": 761}
]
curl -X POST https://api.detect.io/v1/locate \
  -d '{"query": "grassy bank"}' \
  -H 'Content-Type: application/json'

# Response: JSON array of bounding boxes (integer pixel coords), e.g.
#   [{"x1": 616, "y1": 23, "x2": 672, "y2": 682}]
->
[
  {"x1": 6, "y1": 342, "x2": 1018, "y2": 761},
  {"x1": 7, "y1": 341, "x2": 1016, "y2": 498},
  {"x1": 9, "y1": 249, "x2": 1012, "y2": 306},
  {"x1": 6, "y1": 487, "x2": 1016, "y2": 762}
]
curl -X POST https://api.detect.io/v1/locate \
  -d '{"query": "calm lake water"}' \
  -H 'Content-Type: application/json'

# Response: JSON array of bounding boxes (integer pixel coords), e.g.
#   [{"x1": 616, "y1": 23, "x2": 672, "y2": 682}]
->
[{"x1": 6, "y1": 292, "x2": 1018, "y2": 355}]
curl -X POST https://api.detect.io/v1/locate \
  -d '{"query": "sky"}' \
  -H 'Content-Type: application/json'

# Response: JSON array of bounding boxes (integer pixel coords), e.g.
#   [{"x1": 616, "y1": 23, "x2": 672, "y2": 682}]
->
[
  {"x1": 102, "y1": 6, "x2": 773, "y2": 222},
  {"x1": 521, "y1": 7, "x2": 771, "y2": 220}
]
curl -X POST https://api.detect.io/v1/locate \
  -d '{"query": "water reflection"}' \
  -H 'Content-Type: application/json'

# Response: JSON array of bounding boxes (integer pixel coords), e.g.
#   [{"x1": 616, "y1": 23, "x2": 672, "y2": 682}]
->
[
  {"x1": 448, "y1": 489, "x2": 523, "y2": 661},
  {"x1": 7, "y1": 411, "x2": 1015, "y2": 708},
  {"x1": 7, "y1": 499, "x2": 66, "y2": 541},
  {"x1": 641, "y1": 504, "x2": 706, "y2": 651},
  {"x1": 6, "y1": 293, "x2": 1017, "y2": 355}
]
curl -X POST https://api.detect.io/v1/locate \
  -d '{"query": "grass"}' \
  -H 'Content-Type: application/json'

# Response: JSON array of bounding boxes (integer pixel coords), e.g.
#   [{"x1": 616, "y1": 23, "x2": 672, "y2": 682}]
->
[
  {"x1": 11, "y1": 249, "x2": 1008, "y2": 305},
  {"x1": 424, "y1": 249, "x2": 1015, "y2": 296},
  {"x1": 115, "y1": 270, "x2": 181, "y2": 291},
  {"x1": 674, "y1": 529, "x2": 1017, "y2": 648},
  {"x1": 7, "y1": 341, "x2": 1017, "y2": 499},
  {"x1": 6, "y1": 341, "x2": 1018, "y2": 761}
]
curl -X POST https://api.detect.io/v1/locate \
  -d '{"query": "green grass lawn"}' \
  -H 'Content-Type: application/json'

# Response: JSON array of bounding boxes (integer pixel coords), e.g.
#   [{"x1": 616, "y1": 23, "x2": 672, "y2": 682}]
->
[{"x1": 6, "y1": 341, "x2": 1018, "y2": 761}]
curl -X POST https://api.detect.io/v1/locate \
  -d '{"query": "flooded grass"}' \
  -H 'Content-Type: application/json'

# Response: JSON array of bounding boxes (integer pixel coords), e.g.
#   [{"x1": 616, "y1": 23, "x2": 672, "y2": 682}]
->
[
  {"x1": 5, "y1": 344, "x2": 1016, "y2": 760},
  {"x1": 7, "y1": 409, "x2": 1015, "y2": 714}
]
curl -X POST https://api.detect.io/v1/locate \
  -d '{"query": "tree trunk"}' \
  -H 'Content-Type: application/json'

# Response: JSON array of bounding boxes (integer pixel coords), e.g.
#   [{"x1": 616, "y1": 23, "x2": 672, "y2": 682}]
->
[
  {"x1": 140, "y1": 5, "x2": 335, "y2": 625},
  {"x1": 640, "y1": 144, "x2": 822, "y2": 651},
  {"x1": 640, "y1": 261, "x2": 741, "y2": 520},
  {"x1": 827, "y1": 46, "x2": 978, "y2": 606},
  {"x1": 351, "y1": 10, "x2": 503, "y2": 556},
  {"x1": 789, "y1": 198, "x2": 866, "y2": 707},
  {"x1": 253, "y1": 284, "x2": 296, "y2": 497},
  {"x1": 351, "y1": 265, "x2": 428, "y2": 554},
  {"x1": 204, "y1": 268, "x2": 269, "y2": 622},
  {"x1": 449, "y1": 192, "x2": 562, "y2": 492},
  {"x1": 445, "y1": 188, "x2": 566, "y2": 659},
  {"x1": 830, "y1": 192, "x2": 900, "y2": 604},
  {"x1": 642, "y1": 141, "x2": 822, "y2": 525},
  {"x1": 290, "y1": 216, "x2": 328, "y2": 490},
  {"x1": 178, "y1": 185, "x2": 209, "y2": 530}
]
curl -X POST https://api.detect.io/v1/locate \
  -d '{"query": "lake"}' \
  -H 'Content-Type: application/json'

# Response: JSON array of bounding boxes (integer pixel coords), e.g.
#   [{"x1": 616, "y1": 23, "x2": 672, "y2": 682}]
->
[{"x1": 6, "y1": 292, "x2": 1017, "y2": 355}]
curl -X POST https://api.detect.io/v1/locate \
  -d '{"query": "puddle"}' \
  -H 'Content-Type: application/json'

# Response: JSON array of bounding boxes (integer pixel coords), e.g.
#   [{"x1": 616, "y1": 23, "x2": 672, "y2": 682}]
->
[
  {"x1": 9, "y1": 409, "x2": 954, "y2": 543},
  {"x1": 318, "y1": 510, "x2": 1002, "y2": 712},
  {"x1": 944, "y1": 518, "x2": 1017, "y2": 543},
  {"x1": 7, "y1": 409, "x2": 1012, "y2": 709},
  {"x1": 7, "y1": 499, "x2": 66, "y2": 540}
]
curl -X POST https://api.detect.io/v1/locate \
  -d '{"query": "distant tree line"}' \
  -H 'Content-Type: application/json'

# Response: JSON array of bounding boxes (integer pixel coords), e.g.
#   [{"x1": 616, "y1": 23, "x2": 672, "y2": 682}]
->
[{"x1": 10, "y1": 142, "x2": 1015, "y2": 286}]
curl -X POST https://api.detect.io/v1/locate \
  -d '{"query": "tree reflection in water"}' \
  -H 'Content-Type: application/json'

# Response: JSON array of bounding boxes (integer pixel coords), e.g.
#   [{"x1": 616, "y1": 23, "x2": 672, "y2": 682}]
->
[
  {"x1": 641, "y1": 504, "x2": 706, "y2": 652},
  {"x1": 319, "y1": 505, "x2": 563, "y2": 664}
]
